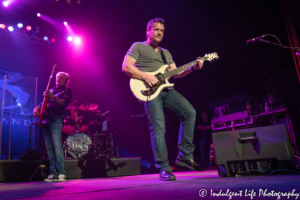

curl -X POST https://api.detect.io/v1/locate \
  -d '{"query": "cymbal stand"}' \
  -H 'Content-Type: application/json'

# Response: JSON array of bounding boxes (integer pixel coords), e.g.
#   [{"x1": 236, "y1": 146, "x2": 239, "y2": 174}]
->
[
  {"x1": 91, "y1": 110, "x2": 101, "y2": 158},
  {"x1": 25, "y1": 116, "x2": 33, "y2": 151}
]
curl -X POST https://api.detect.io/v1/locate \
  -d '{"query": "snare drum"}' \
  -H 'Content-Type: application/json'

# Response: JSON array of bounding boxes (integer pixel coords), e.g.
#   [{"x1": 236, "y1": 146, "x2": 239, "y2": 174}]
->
[
  {"x1": 64, "y1": 132, "x2": 92, "y2": 159},
  {"x1": 62, "y1": 116, "x2": 75, "y2": 135}
]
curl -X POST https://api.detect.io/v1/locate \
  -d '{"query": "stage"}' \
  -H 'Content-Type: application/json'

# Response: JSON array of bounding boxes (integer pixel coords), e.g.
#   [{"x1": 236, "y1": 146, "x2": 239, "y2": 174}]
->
[{"x1": 0, "y1": 167, "x2": 300, "y2": 200}]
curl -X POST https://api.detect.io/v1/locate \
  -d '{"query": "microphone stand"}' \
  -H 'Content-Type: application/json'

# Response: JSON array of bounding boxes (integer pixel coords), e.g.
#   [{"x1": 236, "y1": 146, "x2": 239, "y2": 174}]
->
[{"x1": 249, "y1": 34, "x2": 300, "y2": 56}]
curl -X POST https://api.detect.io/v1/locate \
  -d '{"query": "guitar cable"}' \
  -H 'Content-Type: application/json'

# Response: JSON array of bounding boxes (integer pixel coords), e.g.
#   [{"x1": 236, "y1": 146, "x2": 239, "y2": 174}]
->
[{"x1": 131, "y1": 93, "x2": 149, "y2": 118}]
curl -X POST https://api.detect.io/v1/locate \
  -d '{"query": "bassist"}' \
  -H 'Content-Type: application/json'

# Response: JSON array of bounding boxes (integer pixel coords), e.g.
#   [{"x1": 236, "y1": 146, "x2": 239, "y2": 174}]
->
[
  {"x1": 122, "y1": 18, "x2": 204, "y2": 181},
  {"x1": 33, "y1": 72, "x2": 72, "y2": 182}
]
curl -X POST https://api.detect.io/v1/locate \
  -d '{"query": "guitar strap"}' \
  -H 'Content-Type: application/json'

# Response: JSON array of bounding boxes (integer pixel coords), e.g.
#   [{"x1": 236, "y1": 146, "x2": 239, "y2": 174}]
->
[{"x1": 159, "y1": 48, "x2": 168, "y2": 65}]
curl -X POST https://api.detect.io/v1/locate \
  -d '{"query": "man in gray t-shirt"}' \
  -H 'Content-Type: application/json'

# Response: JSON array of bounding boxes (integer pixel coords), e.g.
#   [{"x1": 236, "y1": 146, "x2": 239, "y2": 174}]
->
[{"x1": 122, "y1": 17, "x2": 205, "y2": 181}]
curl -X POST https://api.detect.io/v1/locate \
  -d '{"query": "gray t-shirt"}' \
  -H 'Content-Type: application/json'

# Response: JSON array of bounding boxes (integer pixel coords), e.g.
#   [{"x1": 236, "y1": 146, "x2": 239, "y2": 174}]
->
[{"x1": 126, "y1": 41, "x2": 175, "y2": 72}]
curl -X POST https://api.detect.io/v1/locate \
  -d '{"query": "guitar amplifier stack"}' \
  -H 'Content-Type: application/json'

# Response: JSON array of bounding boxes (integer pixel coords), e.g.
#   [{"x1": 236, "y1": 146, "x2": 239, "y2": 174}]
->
[{"x1": 212, "y1": 124, "x2": 296, "y2": 177}]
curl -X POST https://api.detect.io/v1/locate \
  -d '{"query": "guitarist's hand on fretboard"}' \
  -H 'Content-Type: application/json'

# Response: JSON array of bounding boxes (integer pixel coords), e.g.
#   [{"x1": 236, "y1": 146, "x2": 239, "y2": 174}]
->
[{"x1": 193, "y1": 57, "x2": 204, "y2": 70}]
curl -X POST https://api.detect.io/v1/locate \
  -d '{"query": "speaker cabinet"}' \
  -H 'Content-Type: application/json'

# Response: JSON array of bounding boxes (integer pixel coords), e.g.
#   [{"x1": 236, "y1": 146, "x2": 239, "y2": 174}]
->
[{"x1": 212, "y1": 124, "x2": 295, "y2": 177}]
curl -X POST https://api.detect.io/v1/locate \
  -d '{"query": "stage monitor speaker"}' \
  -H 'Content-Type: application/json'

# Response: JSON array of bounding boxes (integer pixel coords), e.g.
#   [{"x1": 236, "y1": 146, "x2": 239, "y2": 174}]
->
[{"x1": 212, "y1": 124, "x2": 295, "y2": 177}]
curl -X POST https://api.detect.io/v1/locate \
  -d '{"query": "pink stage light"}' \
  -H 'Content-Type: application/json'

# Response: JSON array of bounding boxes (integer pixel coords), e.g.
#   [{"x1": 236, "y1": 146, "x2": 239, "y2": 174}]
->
[
  {"x1": 3, "y1": 1, "x2": 9, "y2": 7},
  {"x1": 37, "y1": 13, "x2": 41, "y2": 17},
  {"x1": 0, "y1": 24, "x2": 5, "y2": 29},
  {"x1": 74, "y1": 37, "x2": 81, "y2": 44},
  {"x1": 26, "y1": 25, "x2": 32, "y2": 31},
  {"x1": 51, "y1": 38, "x2": 56, "y2": 43},
  {"x1": 64, "y1": 22, "x2": 68, "y2": 26}
]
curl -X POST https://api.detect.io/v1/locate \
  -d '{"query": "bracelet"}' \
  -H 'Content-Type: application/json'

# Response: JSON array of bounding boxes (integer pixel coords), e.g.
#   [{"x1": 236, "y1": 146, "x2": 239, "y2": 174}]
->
[{"x1": 191, "y1": 66, "x2": 195, "y2": 71}]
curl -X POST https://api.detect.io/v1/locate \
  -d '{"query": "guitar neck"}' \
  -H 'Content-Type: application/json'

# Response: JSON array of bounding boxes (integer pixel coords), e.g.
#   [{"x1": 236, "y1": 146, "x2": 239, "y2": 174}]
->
[{"x1": 163, "y1": 57, "x2": 206, "y2": 79}]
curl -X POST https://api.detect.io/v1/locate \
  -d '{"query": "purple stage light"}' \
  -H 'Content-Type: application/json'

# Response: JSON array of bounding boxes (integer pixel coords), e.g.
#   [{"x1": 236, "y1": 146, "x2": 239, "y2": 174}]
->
[
  {"x1": 8, "y1": 26, "x2": 13, "y2": 32},
  {"x1": 37, "y1": 13, "x2": 40, "y2": 17},
  {"x1": 3, "y1": 1, "x2": 9, "y2": 7},
  {"x1": 17, "y1": 23, "x2": 23, "y2": 28},
  {"x1": 67, "y1": 36, "x2": 73, "y2": 42},
  {"x1": 64, "y1": 22, "x2": 68, "y2": 26},
  {"x1": 0, "y1": 24, "x2": 5, "y2": 29},
  {"x1": 74, "y1": 37, "x2": 81, "y2": 44}
]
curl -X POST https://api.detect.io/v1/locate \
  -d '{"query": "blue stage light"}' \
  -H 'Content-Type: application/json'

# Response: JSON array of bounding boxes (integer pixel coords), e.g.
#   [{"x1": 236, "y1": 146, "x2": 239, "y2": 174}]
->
[
  {"x1": 17, "y1": 23, "x2": 23, "y2": 28},
  {"x1": 44, "y1": 36, "x2": 48, "y2": 41},
  {"x1": 67, "y1": 36, "x2": 73, "y2": 42}
]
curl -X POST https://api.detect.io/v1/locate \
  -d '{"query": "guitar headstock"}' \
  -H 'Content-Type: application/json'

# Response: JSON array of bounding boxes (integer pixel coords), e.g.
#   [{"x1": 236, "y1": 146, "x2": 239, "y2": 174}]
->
[
  {"x1": 204, "y1": 52, "x2": 219, "y2": 62},
  {"x1": 50, "y1": 64, "x2": 57, "y2": 78}
]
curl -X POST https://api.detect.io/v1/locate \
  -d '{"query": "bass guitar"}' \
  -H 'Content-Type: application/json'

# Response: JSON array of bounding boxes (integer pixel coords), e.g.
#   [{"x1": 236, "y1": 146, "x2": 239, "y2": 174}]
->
[
  {"x1": 37, "y1": 64, "x2": 57, "y2": 127},
  {"x1": 130, "y1": 52, "x2": 218, "y2": 102}
]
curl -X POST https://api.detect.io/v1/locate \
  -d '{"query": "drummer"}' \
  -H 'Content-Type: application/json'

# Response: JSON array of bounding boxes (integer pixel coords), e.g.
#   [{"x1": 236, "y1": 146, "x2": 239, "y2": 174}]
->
[{"x1": 70, "y1": 108, "x2": 89, "y2": 134}]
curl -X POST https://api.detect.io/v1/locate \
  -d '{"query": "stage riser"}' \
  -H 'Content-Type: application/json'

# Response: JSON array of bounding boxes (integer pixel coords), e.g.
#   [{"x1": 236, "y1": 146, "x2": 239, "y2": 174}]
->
[{"x1": 0, "y1": 158, "x2": 141, "y2": 182}]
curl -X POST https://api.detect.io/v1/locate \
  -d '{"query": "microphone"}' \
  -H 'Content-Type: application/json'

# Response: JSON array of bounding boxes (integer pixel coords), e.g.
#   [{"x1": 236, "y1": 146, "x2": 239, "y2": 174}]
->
[{"x1": 246, "y1": 35, "x2": 265, "y2": 44}]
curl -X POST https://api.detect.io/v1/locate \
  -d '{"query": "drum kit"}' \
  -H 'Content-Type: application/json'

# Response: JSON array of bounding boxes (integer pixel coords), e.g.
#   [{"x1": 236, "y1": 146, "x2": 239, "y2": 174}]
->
[{"x1": 62, "y1": 102, "x2": 115, "y2": 159}]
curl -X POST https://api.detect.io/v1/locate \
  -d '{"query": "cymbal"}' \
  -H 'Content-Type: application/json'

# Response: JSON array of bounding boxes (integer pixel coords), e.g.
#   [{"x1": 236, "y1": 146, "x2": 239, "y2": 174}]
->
[
  {"x1": 78, "y1": 103, "x2": 98, "y2": 111},
  {"x1": 66, "y1": 103, "x2": 77, "y2": 110}
]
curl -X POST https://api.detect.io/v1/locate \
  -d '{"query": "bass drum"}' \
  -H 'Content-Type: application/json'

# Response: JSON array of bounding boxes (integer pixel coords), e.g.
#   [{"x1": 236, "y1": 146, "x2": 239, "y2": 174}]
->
[{"x1": 64, "y1": 132, "x2": 92, "y2": 159}]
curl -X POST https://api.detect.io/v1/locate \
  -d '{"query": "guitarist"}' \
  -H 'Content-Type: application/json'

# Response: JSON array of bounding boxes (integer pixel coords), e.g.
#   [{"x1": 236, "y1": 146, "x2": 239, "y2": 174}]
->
[
  {"x1": 122, "y1": 18, "x2": 205, "y2": 181},
  {"x1": 33, "y1": 72, "x2": 72, "y2": 182}
]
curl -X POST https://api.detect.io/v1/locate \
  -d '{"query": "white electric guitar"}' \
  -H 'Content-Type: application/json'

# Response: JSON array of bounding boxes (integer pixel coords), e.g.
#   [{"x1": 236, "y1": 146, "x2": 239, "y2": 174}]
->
[{"x1": 130, "y1": 52, "x2": 219, "y2": 102}]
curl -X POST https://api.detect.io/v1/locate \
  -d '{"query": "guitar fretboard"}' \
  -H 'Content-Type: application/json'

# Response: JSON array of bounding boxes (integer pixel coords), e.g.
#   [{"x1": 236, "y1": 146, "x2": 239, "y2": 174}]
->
[{"x1": 163, "y1": 57, "x2": 206, "y2": 78}]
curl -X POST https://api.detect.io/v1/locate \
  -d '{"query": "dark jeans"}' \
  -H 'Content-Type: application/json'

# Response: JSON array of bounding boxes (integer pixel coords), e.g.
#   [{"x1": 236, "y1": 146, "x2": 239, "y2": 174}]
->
[
  {"x1": 200, "y1": 137, "x2": 212, "y2": 168},
  {"x1": 143, "y1": 89, "x2": 196, "y2": 172},
  {"x1": 42, "y1": 116, "x2": 66, "y2": 176}
]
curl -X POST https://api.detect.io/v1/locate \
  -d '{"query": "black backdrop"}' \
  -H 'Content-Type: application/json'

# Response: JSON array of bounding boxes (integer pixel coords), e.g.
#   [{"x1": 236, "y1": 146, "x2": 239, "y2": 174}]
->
[{"x1": 1, "y1": 0, "x2": 299, "y2": 168}]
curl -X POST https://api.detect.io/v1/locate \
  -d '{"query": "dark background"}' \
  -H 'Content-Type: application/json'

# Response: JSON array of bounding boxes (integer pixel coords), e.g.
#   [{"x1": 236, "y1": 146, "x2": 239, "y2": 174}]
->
[{"x1": 1, "y1": 0, "x2": 299, "y2": 168}]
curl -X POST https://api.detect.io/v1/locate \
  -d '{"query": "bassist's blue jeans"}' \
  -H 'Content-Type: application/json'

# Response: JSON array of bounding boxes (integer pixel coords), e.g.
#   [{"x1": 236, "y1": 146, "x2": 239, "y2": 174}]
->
[
  {"x1": 42, "y1": 116, "x2": 66, "y2": 177},
  {"x1": 143, "y1": 88, "x2": 196, "y2": 172}
]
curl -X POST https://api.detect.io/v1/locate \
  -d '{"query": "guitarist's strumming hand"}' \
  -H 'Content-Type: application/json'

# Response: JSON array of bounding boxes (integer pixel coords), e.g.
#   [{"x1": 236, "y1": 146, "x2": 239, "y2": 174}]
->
[
  {"x1": 33, "y1": 106, "x2": 41, "y2": 118},
  {"x1": 144, "y1": 73, "x2": 159, "y2": 87},
  {"x1": 193, "y1": 57, "x2": 204, "y2": 70}
]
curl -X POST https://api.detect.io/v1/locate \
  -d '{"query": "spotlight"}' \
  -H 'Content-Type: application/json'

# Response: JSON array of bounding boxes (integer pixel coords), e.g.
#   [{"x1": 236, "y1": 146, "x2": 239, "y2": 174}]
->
[
  {"x1": 67, "y1": 36, "x2": 73, "y2": 42},
  {"x1": 3, "y1": 1, "x2": 9, "y2": 7},
  {"x1": 74, "y1": 37, "x2": 81, "y2": 44},
  {"x1": 37, "y1": 13, "x2": 41, "y2": 17},
  {"x1": 8, "y1": 26, "x2": 13, "y2": 32},
  {"x1": 17, "y1": 103, "x2": 21, "y2": 106},
  {"x1": 17, "y1": 23, "x2": 23, "y2": 28},
  {"x1": 44, "y1": 36, "x2": 48, "y2": 41},
  {"x1": 51, "y1": 38, "x2": 56, "y2": 43},
  {"x1": 26, "y1": 25, "x2": 32, "y2": 31},
  {"x1": 0, "y1": 24, "x2": 5, "y2": 29},
  {"x1": 64, "y1": 22, "x2": 68, "y2": 26}
]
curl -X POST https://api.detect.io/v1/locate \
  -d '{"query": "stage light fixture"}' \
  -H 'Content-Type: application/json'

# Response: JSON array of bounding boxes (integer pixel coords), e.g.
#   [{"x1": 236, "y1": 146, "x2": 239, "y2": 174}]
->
[
  {"x1": 17, "y1": 23, "x2": 23, "y2": 28},
  {"x1": 64, "y1": 22, "x2": 68, "y2": 26},
  {"x1": 44, "y1": 36, "x2": 48, "y2": 41},
  {"x1": 37, "y1": 13, "x2": 41, "y2": 17},
  {"x1": 51, "y1": 38, "x2": 56, "y2": 43},
  {"x1": 17, "y1": 103, "x2": 21, "y2": 106},
  {"x1": 67, "y1": 36, "x2": 73, "y2": 42},
  {"x1": 8, "y1": 26, "x2": 13, "y2": 32},
  {"x1": 74, "y1": 37, "x2": 81, "y2": 44},
  {"x1": 26, "y1": 25, "x2": 31, "y2": 31},
  {"x1": 3, "y1": 1, "x2": 9, "y2": 7},
  {"x1": 0, "y1": 24, "x2": 5, "y2": 29}
]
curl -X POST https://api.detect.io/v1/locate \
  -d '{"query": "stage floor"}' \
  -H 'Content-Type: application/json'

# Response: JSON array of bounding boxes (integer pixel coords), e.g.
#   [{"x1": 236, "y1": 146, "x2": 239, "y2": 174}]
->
[{"x1": 1, "y1": 168, "x2": 300, "y2": 200}]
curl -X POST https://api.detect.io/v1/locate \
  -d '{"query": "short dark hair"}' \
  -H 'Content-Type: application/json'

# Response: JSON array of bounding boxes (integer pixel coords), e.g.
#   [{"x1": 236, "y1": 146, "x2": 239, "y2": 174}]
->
[{"x1": 146, "y1": 17, "x2": 165, "y2": 31}]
